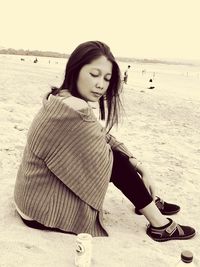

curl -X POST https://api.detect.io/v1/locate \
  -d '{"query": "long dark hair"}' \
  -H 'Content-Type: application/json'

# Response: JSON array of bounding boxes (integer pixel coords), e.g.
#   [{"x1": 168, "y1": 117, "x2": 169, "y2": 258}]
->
[{"x1": 51, "y1": 41, "x2": 123, "y2": 130}]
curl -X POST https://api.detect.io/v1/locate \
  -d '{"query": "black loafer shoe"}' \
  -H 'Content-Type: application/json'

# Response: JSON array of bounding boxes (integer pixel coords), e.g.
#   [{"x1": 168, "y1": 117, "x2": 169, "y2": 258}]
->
[{"x1": 135, "y1": 197, "x2": 181, "y2": 215}]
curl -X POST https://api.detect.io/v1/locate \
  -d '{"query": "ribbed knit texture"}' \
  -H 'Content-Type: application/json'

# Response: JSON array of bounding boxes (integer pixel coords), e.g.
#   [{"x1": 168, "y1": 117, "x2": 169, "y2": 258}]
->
[{"x1": 14, "y1": 93, "x2": 134, "y2": 236}]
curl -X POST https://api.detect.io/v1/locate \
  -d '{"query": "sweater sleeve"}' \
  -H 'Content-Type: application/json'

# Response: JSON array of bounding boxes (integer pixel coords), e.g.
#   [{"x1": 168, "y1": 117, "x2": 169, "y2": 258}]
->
[{"x1": 105, "y1": 133, "x2": 135, "y2": 158}]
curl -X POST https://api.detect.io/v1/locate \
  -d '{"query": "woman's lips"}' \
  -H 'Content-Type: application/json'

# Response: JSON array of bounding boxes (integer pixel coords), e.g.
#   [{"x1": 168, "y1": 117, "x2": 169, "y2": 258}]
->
[{"x1": 91, "y1": 92, "x2": 102, "y2": 98}]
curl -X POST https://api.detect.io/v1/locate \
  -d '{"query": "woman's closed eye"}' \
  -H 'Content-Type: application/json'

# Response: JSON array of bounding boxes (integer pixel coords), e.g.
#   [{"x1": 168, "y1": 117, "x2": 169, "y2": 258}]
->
[
  {"x1": 104, "y1": 76, "x2": 111, "y2": 82},
  {"x1": 90, "y1": 73, "x2": 111, "y2": 82},
  {"x1": 90, "y1": 73, "x2": 99, "y2": 78}
]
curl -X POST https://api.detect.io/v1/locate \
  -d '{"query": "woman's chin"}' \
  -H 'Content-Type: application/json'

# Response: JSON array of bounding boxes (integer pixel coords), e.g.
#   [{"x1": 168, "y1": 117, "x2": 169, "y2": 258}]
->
[{"x1": 85, "y1": 96, "x2": 100, "y2": 102}]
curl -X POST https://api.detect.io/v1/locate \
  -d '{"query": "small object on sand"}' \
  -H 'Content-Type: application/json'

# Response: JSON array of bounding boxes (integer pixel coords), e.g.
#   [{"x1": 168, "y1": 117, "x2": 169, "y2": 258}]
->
[{"x1": 75, "y1": 233, "x2": 92, "y2": 267}]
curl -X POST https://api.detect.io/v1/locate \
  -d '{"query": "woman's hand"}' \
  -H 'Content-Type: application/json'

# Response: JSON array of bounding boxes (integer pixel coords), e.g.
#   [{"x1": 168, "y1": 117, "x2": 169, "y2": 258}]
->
[{"x1": 129, "y1": 158, "x2": 156, "y2": 200}]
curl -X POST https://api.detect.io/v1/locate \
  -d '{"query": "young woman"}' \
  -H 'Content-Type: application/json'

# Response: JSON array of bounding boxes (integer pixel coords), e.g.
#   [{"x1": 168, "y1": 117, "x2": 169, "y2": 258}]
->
[{"x1": 14, "y1": 41, "x2": 195, "y2": 242}]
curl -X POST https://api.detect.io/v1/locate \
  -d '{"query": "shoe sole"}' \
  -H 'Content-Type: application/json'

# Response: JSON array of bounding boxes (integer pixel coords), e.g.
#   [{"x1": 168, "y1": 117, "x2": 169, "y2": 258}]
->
[
  {"x1": 135, "y1": 207, "x2": 180, "y2": 216},
  {"x1": 160, "y1": 207, "x2": 181, "y2": 215},
  {"x1": 147, "y1": 231, "x2": 196, "y2": 242}
]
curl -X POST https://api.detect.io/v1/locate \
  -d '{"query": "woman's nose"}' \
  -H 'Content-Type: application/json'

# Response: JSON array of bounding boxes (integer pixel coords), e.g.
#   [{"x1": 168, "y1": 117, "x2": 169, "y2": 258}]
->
[{"x1": 96, "y1": 78, "x2": 104, "y2": 90}]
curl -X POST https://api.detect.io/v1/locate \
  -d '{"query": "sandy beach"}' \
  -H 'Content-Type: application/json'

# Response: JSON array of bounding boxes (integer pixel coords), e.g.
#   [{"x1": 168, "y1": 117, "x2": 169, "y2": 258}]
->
[{"x1": 0, "y1": 55, "x2": 199, "y2": 266}]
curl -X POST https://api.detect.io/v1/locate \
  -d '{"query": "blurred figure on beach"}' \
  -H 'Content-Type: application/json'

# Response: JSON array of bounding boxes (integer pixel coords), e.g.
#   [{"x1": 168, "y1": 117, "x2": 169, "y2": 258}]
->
[
  {"x1": 14, "y1": 41, "x2": 195, "y2": 242},
  {"x1": 148, "y1": 78, "x2": 155, "y2": 89},
  {"x1": 123, "y1": 65, "x2": 131, "y2": 84},
  {"x1": 142, "y1": 69, "x2": 146, "y2": 75}
]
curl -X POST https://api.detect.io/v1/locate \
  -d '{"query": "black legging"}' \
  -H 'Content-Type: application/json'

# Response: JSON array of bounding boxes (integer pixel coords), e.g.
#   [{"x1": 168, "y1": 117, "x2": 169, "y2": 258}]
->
[
  {"x1": 110, "y1": 150, "x2": 153, "y2": 210},
  {"x1": 20, "y1": 150, "x2": 153, "y2": 232}
]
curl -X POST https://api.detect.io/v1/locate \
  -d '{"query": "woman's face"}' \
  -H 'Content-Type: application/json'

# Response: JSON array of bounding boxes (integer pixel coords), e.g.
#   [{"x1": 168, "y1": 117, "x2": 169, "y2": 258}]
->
[{"x1": 77, "y1": 56, "x2": 112, "y2": 102}]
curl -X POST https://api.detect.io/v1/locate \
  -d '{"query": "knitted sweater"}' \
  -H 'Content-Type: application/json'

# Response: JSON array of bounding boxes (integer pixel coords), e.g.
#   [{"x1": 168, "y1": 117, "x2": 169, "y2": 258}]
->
[{"x1": 14, "y1": 93, "x2": 133, "y2": 236}]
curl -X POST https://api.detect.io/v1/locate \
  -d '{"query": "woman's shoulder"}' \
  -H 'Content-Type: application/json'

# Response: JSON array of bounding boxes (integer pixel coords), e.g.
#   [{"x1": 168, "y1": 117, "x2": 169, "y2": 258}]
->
[
  {"x1": 62, "y1": 96, "x2": 88, "y2": 111},
  {"x1": 58, "y1": 90, "x2": 88, "y2": 111}
]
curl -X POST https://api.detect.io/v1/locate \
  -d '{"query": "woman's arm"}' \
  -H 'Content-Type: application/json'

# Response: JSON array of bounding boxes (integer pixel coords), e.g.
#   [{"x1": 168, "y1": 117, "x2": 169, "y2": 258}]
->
[
  {"x1": 106, "y1": 133, "x2": 156, "y2": 200},
  {"x1": 105, "y1": 133, "x2": 134, "y2": 158},
  {"x1": 129, "y1": 158, "x2": 156, "y2": 200}
]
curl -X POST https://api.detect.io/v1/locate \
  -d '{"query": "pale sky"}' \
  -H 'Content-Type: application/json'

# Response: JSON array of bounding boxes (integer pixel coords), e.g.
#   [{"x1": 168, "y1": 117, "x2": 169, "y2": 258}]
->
[{"x1": 1, "y1": 0, "x2": 200, "y2": 60}]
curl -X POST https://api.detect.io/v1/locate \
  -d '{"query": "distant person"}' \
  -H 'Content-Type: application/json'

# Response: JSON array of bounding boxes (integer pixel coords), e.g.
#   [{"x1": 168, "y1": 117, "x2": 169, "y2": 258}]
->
[
  {"x1": 123, "y1": 65, "x2": 131, "y2": 84},
  {"x1": 14, "y1": 41, "x2": 195, "y2": 242},
  {"x1": 34, "y1": 57, "x2": 38, "y2": 63},
  {"x1": 142, "y1": 69, "x2": 146, "y2": 75},
  {"x1": 148, "y1": 78, "x2": 155, "y2": 89}
]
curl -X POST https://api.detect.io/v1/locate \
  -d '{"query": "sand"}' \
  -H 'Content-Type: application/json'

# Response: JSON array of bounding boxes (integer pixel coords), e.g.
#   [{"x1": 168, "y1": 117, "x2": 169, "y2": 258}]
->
[{"x1": 0, "y1": 55, "x2": 199, "y2": 266}]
